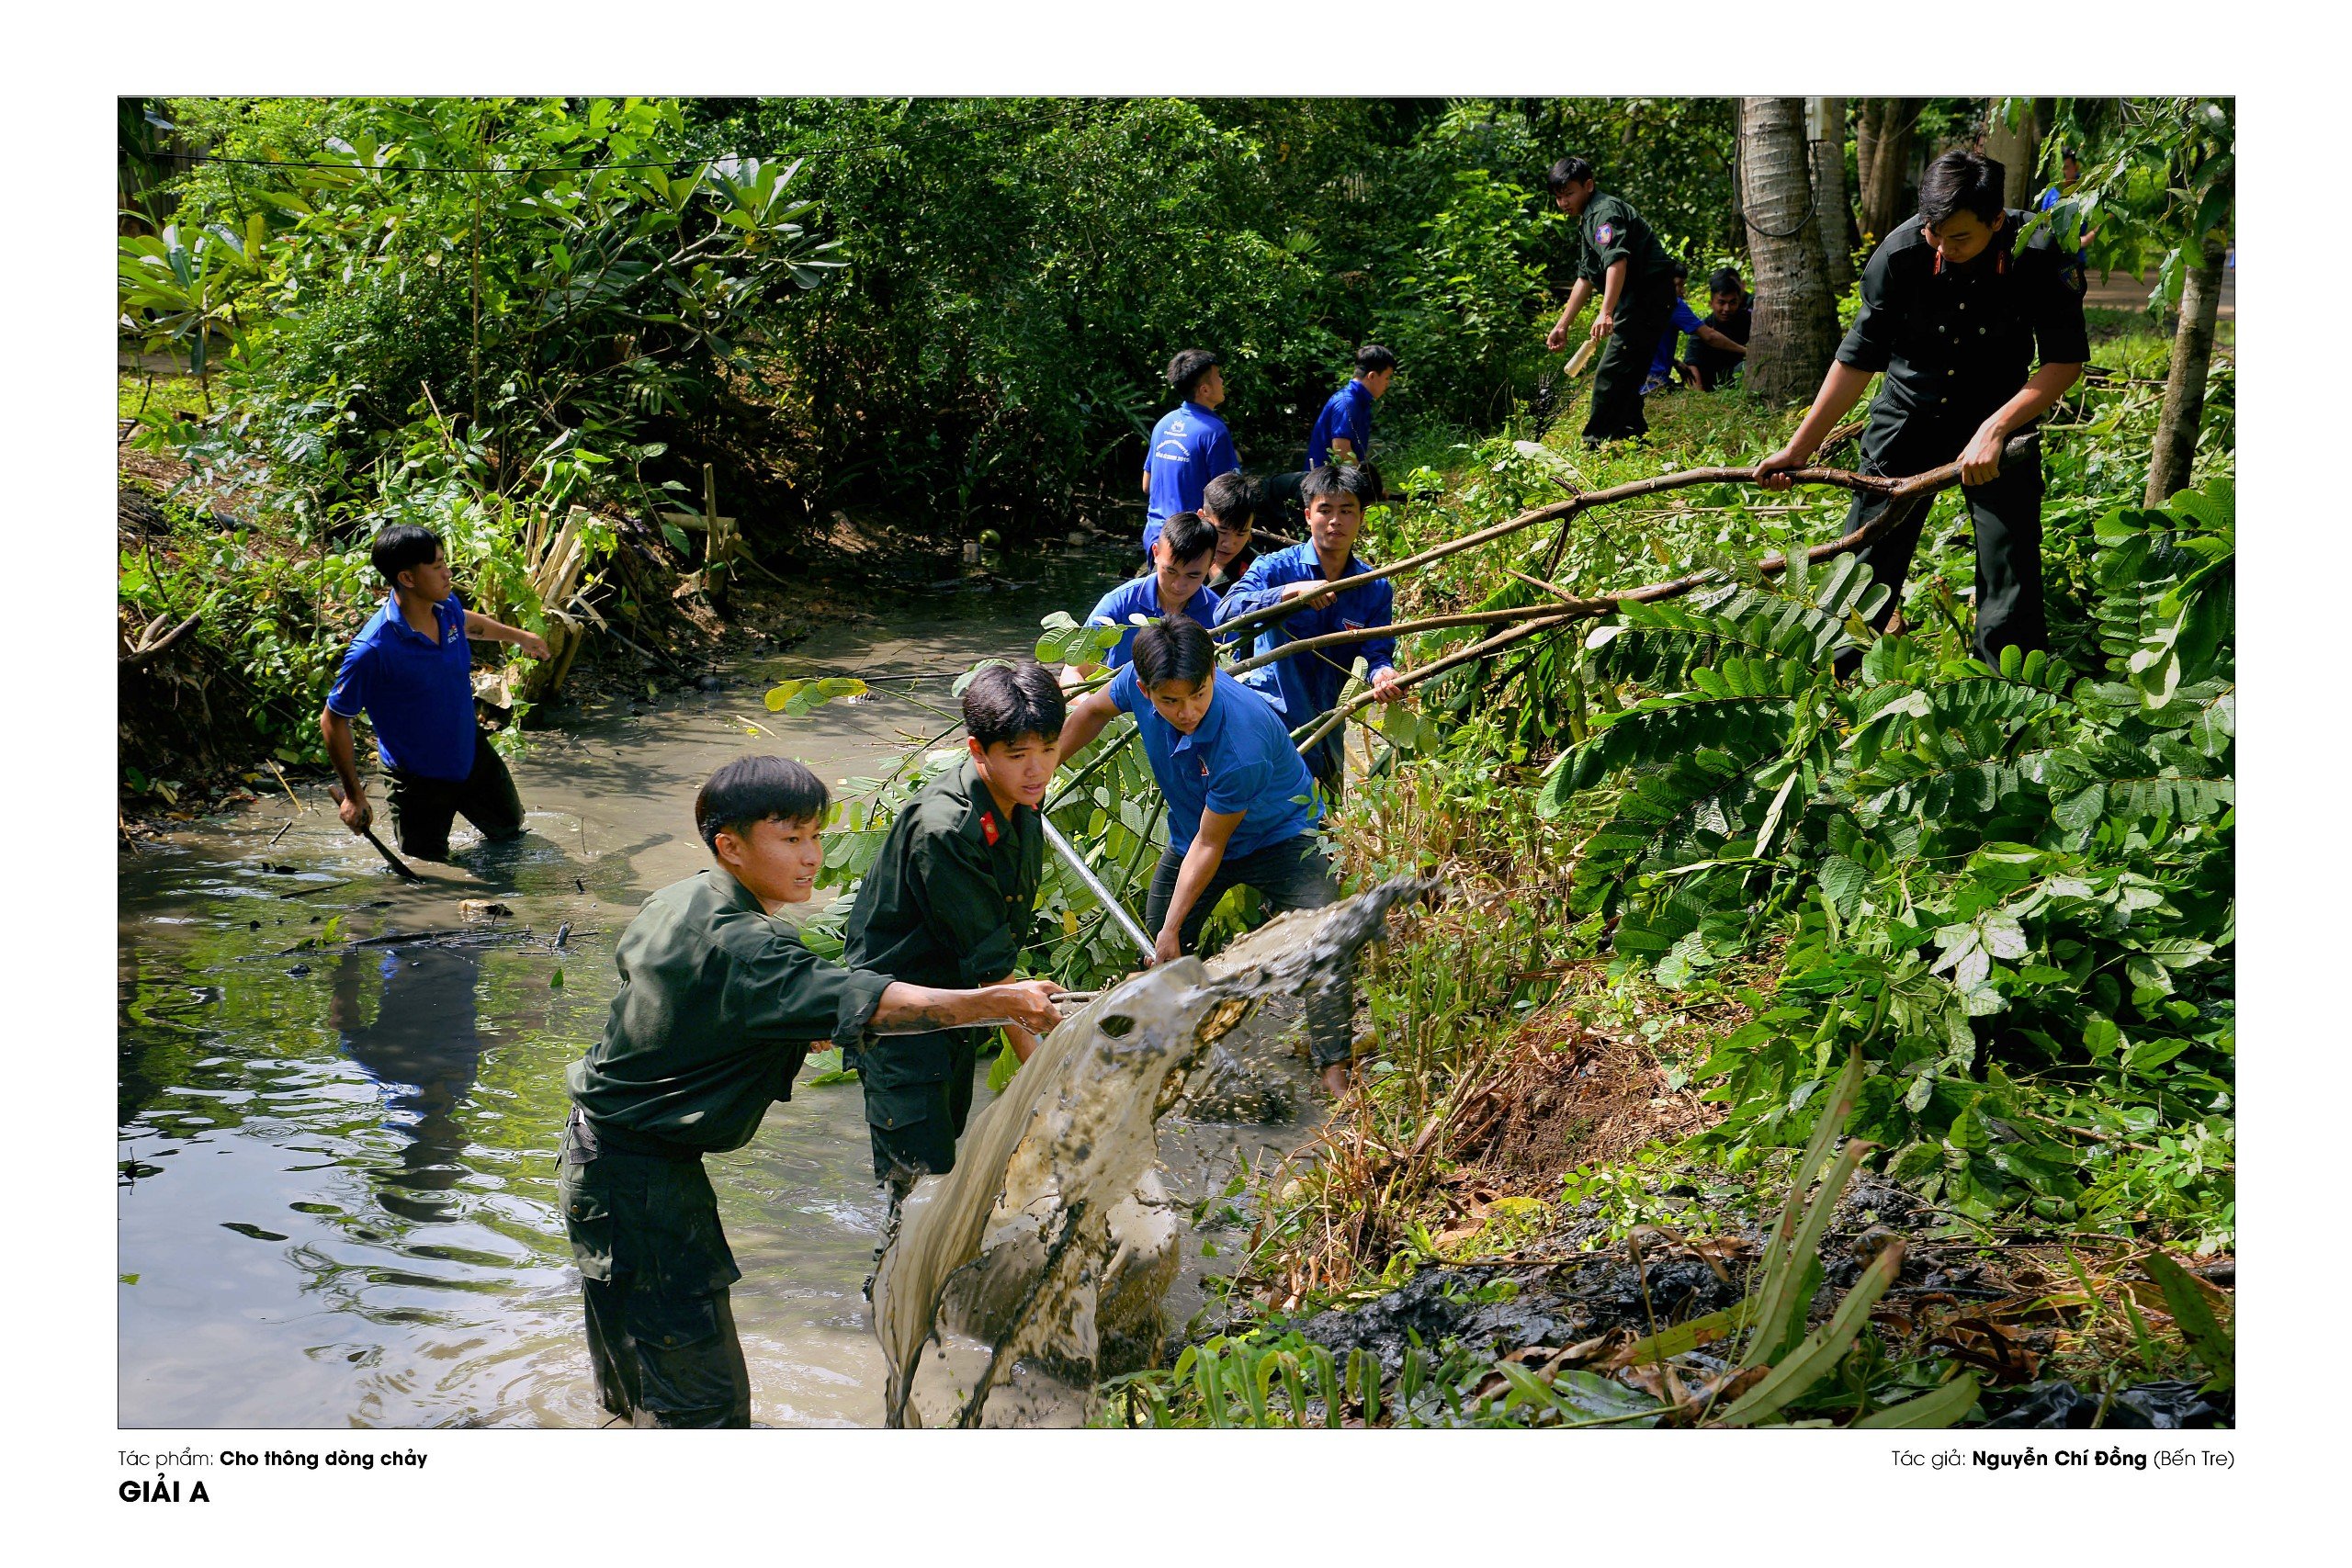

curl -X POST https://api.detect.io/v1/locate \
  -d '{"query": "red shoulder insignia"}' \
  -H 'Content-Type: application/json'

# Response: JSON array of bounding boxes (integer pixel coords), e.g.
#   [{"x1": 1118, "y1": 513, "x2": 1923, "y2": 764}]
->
[{"x1": 981, "y1": 811, "x2": 1000, "y2": 846}]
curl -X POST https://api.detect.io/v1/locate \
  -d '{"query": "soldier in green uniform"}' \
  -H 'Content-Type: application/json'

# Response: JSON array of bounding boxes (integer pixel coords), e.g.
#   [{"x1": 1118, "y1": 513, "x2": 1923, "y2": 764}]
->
[
  {"x1": 560, "y1": 754, "x2": 1061, "y2": 1427},
  {"x1": 1755, "y1": 150, "x2": 2088, "y2": 664},
  {"x1": 1544, "y1": 156, "x2": 1682, "y2": 446},
  {"x1": 843, "y1": 661, "x2": 1066, "y2": 1196}
]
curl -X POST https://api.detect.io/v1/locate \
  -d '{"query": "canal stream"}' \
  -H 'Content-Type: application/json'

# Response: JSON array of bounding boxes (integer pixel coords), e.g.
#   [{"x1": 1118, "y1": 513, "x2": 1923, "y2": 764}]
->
[{"x1": 118, "y1": 549, "x2": 1329, "y2": 1427}]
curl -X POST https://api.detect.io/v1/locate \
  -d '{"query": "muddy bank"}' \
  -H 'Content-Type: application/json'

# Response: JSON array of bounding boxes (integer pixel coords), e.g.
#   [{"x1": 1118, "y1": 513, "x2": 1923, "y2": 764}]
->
[{"x1": 1214, "y1": 1168, "x2": 2234, "y2": 1429}]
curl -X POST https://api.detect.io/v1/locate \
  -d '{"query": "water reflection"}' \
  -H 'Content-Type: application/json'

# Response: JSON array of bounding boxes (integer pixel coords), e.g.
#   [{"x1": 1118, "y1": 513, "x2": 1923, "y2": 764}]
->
[
  {"x1": 118, "y1": 547, "x2": 1146, "y2": 1427},
  {"x1": 329, "y1": 946, "x2": 485, "y2": 1224}
]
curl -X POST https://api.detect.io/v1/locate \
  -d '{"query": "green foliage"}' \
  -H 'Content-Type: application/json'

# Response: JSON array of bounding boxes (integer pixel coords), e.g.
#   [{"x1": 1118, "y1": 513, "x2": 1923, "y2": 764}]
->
[{"x1": 1534, "y1": 476, "x2": 2233, "y2": 1244}]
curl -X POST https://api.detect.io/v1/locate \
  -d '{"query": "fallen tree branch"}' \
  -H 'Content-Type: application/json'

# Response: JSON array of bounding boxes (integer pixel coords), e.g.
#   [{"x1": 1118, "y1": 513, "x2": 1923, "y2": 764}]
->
[
  {"x1": 1290, "y1": 477, "x2": 1954, "y2": 757},
  {"x1": 1221, "y1": 432, "x2": 2007, "y2": 646},
  {"x1": 120, "y1": 613, "x2": 201, "y2": 671}
]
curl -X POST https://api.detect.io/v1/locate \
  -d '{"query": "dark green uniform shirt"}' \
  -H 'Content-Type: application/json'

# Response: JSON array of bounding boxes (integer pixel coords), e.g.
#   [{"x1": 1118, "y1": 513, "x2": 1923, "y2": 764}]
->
[
  {"x1": 842, "y1": 754, "x2": 1042, "y2": 991},
  {"x1": 1837, "y1": 208, "x2": 2091, "y2": 465},
  {"x1": 1571, "y1": 192, "x2": 1677, "y2": 291},
  {"x1": 568, "y1": 869, "x2": 893, "y2": 1152}
]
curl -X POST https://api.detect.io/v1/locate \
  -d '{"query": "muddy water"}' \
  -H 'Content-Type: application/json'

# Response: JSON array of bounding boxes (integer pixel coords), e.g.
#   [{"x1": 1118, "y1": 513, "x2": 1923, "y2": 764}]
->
[{"x1": 115, "y1": 549, "x2": 1309, "y2": 1429}]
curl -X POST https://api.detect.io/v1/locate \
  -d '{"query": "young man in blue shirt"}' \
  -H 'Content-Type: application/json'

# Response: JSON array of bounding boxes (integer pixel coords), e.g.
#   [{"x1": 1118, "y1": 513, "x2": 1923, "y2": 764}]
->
[
  {"x1": 1306, "y1": 344, "x2": 1397, "y2": 470},
  {"x1": 1213, "y1": 464, "x2": 1407, "y2": 800},
  {"x1": 1053, "y1": 617, "x2": 1359, "y2": 1093},
  {"x1": 1068, "y1": 511, "x2": 1220, "y2": 679},
  {"x1": 321, "y1": 524, "x2": 550, "y2": 861},
  {"x1": 1141, "y1": 348, "x2": 1240, "y2": 557}
]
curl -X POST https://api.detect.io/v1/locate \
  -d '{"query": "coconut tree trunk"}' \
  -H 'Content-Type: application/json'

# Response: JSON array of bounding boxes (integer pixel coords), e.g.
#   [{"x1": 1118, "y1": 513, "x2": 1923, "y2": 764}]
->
[
  {"x1": 1860, "y1": 97, "x2": 1920, "y2": 243},
  {"x1": 1855, "y1": 98, "x2": 1881, "y2": 209},
  {"x1": 2145, "y1": 234, "x2": 2229, "y2": 503},
  {"x1": 1737, "y1": 98, "x2": 1841, "y2": 404},
  {"x1": 1807, "y1": 96, "x2": 1853, "y2": 294},
  {"x1": 1982, "y1": 101, "x2": 2041, "y2": 209}
]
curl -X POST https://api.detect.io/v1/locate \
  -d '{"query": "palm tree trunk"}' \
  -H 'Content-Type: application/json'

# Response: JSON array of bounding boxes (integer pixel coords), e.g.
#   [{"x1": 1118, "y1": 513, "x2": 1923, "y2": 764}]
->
[
  {"x1": 1982, "y1": 101, "x2": 2041, "y2": 209},
  {"x1": 1738, "y1": 97, "x2": 1841, "y2": 404},
  {"x1": 1807, "y1": 96, "x2": 1853, "y2": 294},
  {"x1": 1860, "y1": 98, "x2": 1920, "y2": 244},
  {"x1": 2145, "y1": 234, "x2": 2228, "y2": 503}
]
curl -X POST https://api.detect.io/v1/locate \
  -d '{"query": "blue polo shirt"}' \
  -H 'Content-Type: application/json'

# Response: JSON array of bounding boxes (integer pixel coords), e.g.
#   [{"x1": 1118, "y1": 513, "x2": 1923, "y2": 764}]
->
[
  {"x1": 1110, "y1": 663, "x2": 1318, "y2": 858},
  {"x1": 325, "y1": 592, "x2": 480, "y2": 781},
  {"x1": 1306, "y1": 378, "x2": 1374, "y2": 470},
  {"x1": 1212, "y1": 543, "x2": 1396, "y2": 767},
  {"x1": 1143, "y1": 400, "x2": 1239, "y2": 552},
  {"x1": 1650, "y1": 297, "x2": 1706, "y2": 384},
  {"x1": 1083, "y1": 576, "x2": 1222, "y2": 671}
]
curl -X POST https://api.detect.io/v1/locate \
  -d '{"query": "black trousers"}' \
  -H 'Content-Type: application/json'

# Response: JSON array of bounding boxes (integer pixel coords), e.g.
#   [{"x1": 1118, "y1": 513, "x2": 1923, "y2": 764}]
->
[
  {"x1": 858, "y1": 1028, "x2": 982, "y2": 1184},
  {"x1": 1844, "y1": 434, "x2": 2047, "y2": 664},
  {"x1": 559, "y1": 1112, "x2": 752, "y2": 1428},
  {"x1": 1582, "y1": 277, "x2": 1677, "y2": 445},
  {"x1": 388, "y1": 730, "x2": 525, "y2": 861},
  {"x1": 1146, "y1": 835, "x2": 1354, "y2": 1067}
]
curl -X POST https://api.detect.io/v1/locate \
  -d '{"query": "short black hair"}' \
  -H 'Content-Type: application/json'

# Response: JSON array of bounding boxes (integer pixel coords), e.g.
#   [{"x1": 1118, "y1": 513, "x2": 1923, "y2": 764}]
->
[
  {"x1": 1546, "y1": 155, "x2": 1595, "y2": 193},
  {"x1": 1167, "y1": 348, "x2": 1221, "y2": 399},
  {"x1": 1355, "y1": 344, "x2": 1398, "y2": 376},
  {"x1": 1670, "y1": 258, "x2": 1690, "y2": 280},
  {"x1": 1131, "y1": 615, "x2": 1217, "y2": 690},
  {"x1": 1159, "y1": 510, "x2": 1216, "y2": 565},
  {"x1": 1300, "y1": 460, "x2": 1383, "y2": 509},
  {"x1": 370, "y1": 523, "x2": 444, "y2": 584},
  {"x1": 961, "y1": 660, "x2": 1066, "y2": 750},
  {"x1": 1202, "y1": 469, "x2": 1259, "y2": 527},
  {"x1": 1708, "y1": 266, "x2": 1743, "y2": 296},
  {"x1": 695, "y1": 755, "x2": 829, "y2": 852},
  {"x1": 1918, "y1": 150, "x2": 2007, "y2": 228}
]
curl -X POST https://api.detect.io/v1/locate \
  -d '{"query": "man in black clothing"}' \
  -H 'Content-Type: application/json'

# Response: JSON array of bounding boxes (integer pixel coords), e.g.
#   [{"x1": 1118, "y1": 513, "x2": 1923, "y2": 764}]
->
[
  {"x1": 1203, "y1": 469, "x2": 1261, "y2": 592},
  {"x1": 1543, "y1": 156, "x2": 1681, "y2": 445},
  {"x1": 1687, "y1": 266, "x2": 1753, "y2": 391},
  {"x1": 843, "y1": 662, "x2": 1064, "y2": 1189},
  {"x1": 1756, "y1": 150, "x2": 2088, "y2": 664}
]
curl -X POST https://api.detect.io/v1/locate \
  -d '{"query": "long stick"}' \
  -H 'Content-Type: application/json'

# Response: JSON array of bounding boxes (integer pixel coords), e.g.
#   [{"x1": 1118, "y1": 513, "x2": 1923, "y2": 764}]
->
[
  {"x1": 1289, "y1": 478, "x2": 1951, "y2": 757},
  {"x1": 1215, "y1": 438, "x2": 2017, "y2": 645},
  {"x1": 329, "y1": 784, "x2": 424, "y2": 882},
  {"x1": 1040, "y1": 816, "x2": 1157, "y2": 963}
]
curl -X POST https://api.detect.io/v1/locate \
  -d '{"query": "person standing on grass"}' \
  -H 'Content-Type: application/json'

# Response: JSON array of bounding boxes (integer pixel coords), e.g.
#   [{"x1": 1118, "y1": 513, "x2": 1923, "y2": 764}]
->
[
  {"x1": 1543, "y1": 156, "x2": 1681, "y2": 446},
  {"x1": 1141, "y1": 348, "x2": 1240, "y2": 557},
  {"x1": 1212, "y1": 463, "x2": 1406, "y2": 801},
  {"x1": 843, "y1": 662, "x2": 1066, "y2": 1201},
  {"x1": 1306, "y1": 344, "x2": 1398, "y2": 471},
  {"x1": 321, "y1": 523, "x2": 549, "y2": 861},
  {"x1": 560, "y1": 755, "x2": 1062, "y2": 1427},
  {"x1": 1052, "y1": 617, "x2": 1361, "y2": 1096},
  {"x1": 1754, "y1": 150, "x2": 2087, "y2": 665},
  {"x1": 1066, "y1": 510, "x2": 1221, "y2": 681}
]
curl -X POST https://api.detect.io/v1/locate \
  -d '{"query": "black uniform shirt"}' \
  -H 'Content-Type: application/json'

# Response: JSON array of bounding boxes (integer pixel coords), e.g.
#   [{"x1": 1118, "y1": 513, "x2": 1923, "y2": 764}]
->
[
  {"x1": 568, "y1": 868, "x2": 892, "y2": 1152},
  {"x1": 1688, "y1": 300, "x2": 1752, "y2": 382},
  {"x1": 1210, "y1": 543, "x2": 1259, "y2": 594},
  {"x1": 1571, "y1": 192, "x2": 1678, "y2": 291},
  {"x1": 1838, "y1": 209, "x2": 2091, "y2": 461},
  {"x1": 843, "y1": 754, "x2": 1043, "y2": 991}
]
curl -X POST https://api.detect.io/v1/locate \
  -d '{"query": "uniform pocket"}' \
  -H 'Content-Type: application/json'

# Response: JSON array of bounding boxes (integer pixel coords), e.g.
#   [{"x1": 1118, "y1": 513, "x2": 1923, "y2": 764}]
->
[
  {"x1": 864, "y1": 1082, "x2": 940, "y2": 1134},
  {"x1": 558, "y1": 1163, "x2": 616, "y2": 1283}
]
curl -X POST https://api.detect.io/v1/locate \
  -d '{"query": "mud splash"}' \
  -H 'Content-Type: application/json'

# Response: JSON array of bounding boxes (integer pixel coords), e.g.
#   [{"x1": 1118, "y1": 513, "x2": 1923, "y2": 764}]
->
[{"x1": 873, "y1": 877, "x2": 1432, "y2": 1428}]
